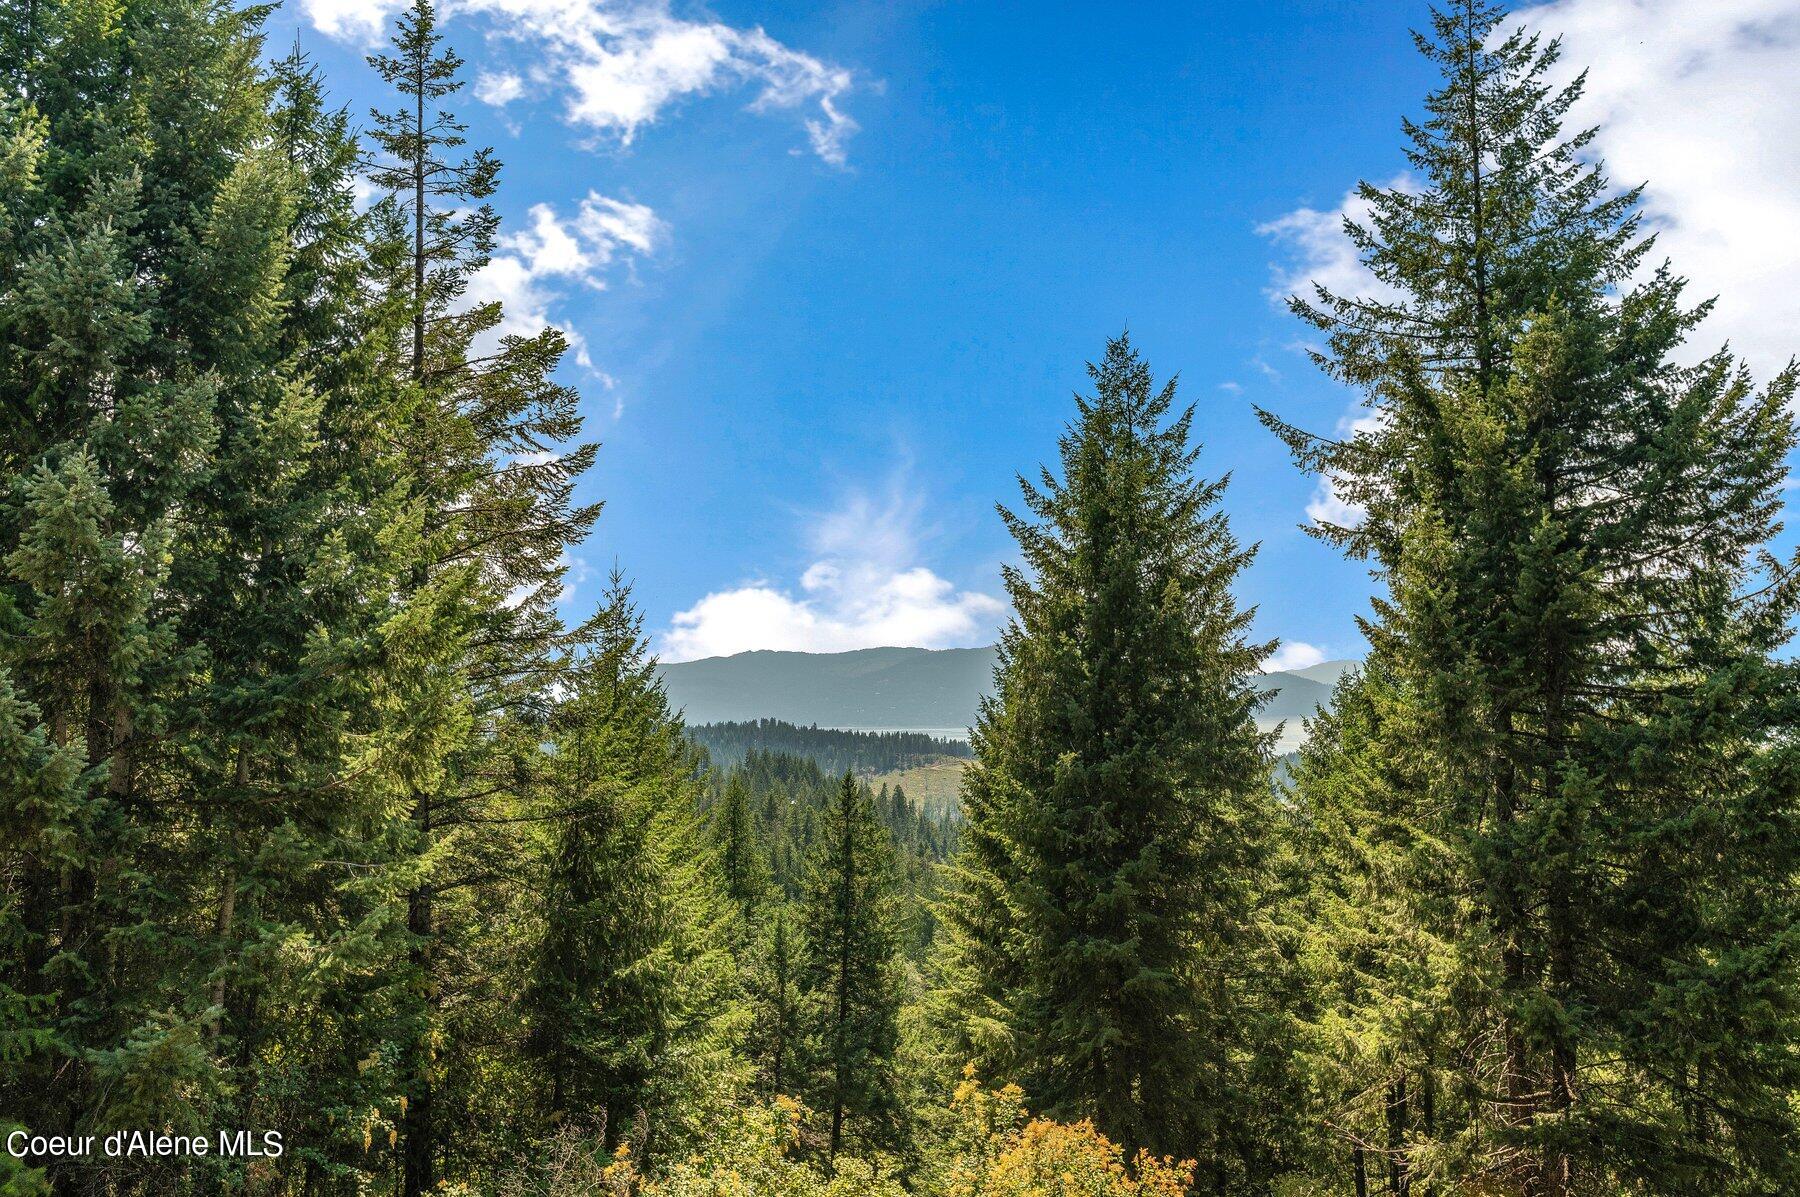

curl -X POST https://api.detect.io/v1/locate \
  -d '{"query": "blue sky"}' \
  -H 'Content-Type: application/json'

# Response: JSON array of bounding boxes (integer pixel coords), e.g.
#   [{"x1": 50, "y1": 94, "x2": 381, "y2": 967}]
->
[{"x1": 272, "y1": 0, "x2": 1800, "y2": 666}]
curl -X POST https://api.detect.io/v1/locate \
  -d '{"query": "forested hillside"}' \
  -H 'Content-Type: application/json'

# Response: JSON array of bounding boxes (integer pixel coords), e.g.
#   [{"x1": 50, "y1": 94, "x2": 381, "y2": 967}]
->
[
  {"x1": 2, "y1": 2, "x2": 1797, "y2": 1197},
  {"x1": 688, "y1": 720, "x2": 973, "y2": 776}
]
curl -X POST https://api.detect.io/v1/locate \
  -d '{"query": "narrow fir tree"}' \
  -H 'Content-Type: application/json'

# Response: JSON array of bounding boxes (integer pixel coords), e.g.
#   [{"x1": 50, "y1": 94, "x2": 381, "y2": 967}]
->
[
  {"x1": 363, "y1": 2, "x2": 599, "y2": 1188},
  {"x1": 714, "y1": 773, "x2": 770, "y2": 930},
  {"x1": 524, "y1": 581, "x2": 742, "y2": 1157},
  {"x1": 745, "y1": 905, "x2": 804, "y2": 1097},
  {"x1": 800, "y1": 773, "x2": 904, "y2": 1160},
  {"x1": 938, "y1": 334, "x2": 1294, "y2": 1185}
]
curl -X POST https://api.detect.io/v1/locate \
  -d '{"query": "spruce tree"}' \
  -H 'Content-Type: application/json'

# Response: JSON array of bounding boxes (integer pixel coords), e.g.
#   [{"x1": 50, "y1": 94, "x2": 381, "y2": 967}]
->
[
  {"x1": 800, "y1": 773, "x2": 904, "y2": 1160},
  {"x1": 745, "y1": 905, "x2": 804, "y2": 1098},
  {"x1": 524, "y1": 582, "x2": 743, "y2": 1156},
  {"x1": 937, "y1": 334, "x2": 1293, "y2": 1185},
  {"x1": 1266, "y1": 3, "x2": 1800, "y2": 1191},
  {"x1": 714, "y1": 773, "x2": 770, "y2": 929}
]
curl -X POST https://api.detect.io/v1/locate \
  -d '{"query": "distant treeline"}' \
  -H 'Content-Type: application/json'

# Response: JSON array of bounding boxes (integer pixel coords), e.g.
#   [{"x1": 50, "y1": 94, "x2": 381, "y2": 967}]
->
[
  {"x1": 704, "y1": 749, "x2": 959, "y2": 960},
  {"x1": 688, "y1": 718, "x2": 974, "y2": 775}
]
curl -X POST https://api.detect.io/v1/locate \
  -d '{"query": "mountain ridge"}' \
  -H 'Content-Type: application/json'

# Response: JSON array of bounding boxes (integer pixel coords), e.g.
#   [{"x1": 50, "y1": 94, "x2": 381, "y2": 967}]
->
[{"x1": 655, "y1": 645, "x2": 1356, "y2": 750}]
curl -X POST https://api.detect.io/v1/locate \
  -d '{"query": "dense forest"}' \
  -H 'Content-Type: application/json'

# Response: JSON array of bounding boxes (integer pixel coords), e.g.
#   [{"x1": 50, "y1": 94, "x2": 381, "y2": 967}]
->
[
  {"x1": 688, "y1": 721, "x2": 973, "y2": 777},
  {"x1": 2, "y1": 1, "x2": 1797, "y2": 1195}
]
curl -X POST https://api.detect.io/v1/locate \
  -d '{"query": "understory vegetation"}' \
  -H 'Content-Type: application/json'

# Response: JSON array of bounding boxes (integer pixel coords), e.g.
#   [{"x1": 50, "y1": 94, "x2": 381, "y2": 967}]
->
[{"x1": 2, "y1": 1, "x2": 1797, "y2": 1195}]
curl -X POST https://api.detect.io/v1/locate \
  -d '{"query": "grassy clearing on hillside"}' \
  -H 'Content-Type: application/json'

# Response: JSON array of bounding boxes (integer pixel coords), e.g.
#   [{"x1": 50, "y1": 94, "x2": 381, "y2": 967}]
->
[{"x1": 867, "y1": 756, "x2": 968, "y2": 820}]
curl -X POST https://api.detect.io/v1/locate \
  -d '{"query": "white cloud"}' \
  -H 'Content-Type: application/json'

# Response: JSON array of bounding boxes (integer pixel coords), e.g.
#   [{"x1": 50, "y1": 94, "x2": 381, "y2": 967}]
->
[
  {"x1": 303, "y1": 0, "x2": 389, "y2": 41},
  {"x1": 1302, "y1": 408, "x2": 1384, "y2": 530},
  {"x1": 464, "y1": 192, "x2": 666, "y2": 363},
  {"x1": 1256, "y1": 177, "x2": 1409, "y2": 307},
  {"x1": 475, "y1": 70, "x2": 525, "y2": 105},
  {"x1": 803, "y1": 97, "x2": 858, "y2": 167},
  {"x1": 1304, "y1": 478, "x2": 1361, "y2": 529},
  {"x1": 1264, "y1": 642, "x2": 1326, "y2": 672},
  {"x1": 1514, "y1": 0, "x2": 1800, "y2": 375},
  {"x1": 1257, "y1": 4, "x2": 1800, "y2": 377},
  {"x1": 350, "y1": 173, "x2": 380, "y2": 212},
  {"x1": 302, "y1": 0, "x2": 858, "y2": 164},
  {"x1": 660, "y1": 479, "x2": 1005, "y2": 662},
  {"x1": 577, "y1": 194, "x2": 663, "y2": 255}
]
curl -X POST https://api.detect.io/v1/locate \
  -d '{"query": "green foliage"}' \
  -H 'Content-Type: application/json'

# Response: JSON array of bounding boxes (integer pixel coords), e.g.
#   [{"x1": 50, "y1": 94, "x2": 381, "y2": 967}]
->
[
  {"x1": 525, "y1": 583, "x2": 744, "y2": 1157},
  {"x1": 936, "y1": 334, "x2": 1298, "y2": 1184},
  {"x1": 0, "y1": 3, "x2": 416, "y2": 1189},
  {"x1": 799, "y1": 774, "x2": 906, "y2": 1159},
  {"x1": 744, "y1": 907, "x2": 804, "y2": 1098},
  {"x1": 707, "y1": 749, "x2": 957, "y2": 944},
  {"x1": 1, "y1": 1, "x2": 1795, "y2": 1195},
  {"x1": 648, "y1": 1099, "x2": 905, "y2": 1197},
  {"x1": 1265, "y1": 2, "x2": 1800, "y2": 1192},
  {"x1": 715, "y1": 774, "x2": 772, "y2": 928}
]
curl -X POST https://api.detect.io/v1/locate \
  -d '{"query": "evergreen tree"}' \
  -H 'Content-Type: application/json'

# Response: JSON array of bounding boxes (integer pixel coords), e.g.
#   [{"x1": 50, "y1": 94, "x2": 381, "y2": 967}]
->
[
  {"x1": 800, "y1": 773, "x2": 904, "y2": 1160},
  {"x1": 1265, "y1": 3, "x2": 1800, "y2": 1191},
  {"x1": 937, "y1": 334, "x2": 1294, "y2": 1186},
  {"x1": 524, "y1": 582, "x2": 743, "y2": 1157},
  {"x1": 714, "y1": 773, "x2": 770, "y2": 929},
  {"x1": 1281, "y1": 665, "x2": 1455, "y2": 1196},
  {"x1": 745, "y1": 905, "x2": 804, "y2": 1097},
  {"x1": 362, "y1": 1, "x2": 598, "y2": 1189},
  {"x1": 0, "y1": 671, "x2": 87, "y2": 1197},
  {"x1": 0, "y1": 7, "x2": 416, "y2": 1194}
]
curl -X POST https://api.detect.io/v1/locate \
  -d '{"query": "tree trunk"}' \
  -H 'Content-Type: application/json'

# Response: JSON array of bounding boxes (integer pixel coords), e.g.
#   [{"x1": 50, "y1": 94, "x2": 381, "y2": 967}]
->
[
  {"x1": 411, "y1": 51, "x2": 425, "y2": 384},
  {"x1": 402, "y1": 791, "x2": 435, "y2": 1197},
  {"x1": 1387, "y1": 1076, "x2": 1409, "y2": 1195}
]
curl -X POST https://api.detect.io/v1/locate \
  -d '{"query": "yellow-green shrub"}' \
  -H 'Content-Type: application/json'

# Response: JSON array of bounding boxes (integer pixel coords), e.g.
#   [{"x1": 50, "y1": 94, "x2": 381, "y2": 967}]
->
[
  {"x1": 937, "y1": 1071, "x2": 1194, "y2": 1197},
  {"x1": 646, "y1": 1097, "x2": 904, "y2": 1197}
]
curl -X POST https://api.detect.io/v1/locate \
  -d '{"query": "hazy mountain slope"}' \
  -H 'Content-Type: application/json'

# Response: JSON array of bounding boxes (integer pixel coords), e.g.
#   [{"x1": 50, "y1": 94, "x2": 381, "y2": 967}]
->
[
  {"x1": 657, "y1": 646, "x2": 1356, "y2": 748},
  {"x1": 1285, "y1": 659, "x2": 1358, "y2": 688},
  {"x1": 655, "y1": 646, "x2": 998, "y2": 729}
]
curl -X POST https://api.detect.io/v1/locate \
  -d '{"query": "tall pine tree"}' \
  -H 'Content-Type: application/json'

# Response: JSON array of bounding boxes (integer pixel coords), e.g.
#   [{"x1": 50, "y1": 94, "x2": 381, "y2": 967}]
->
[
  {"x1": 937, "y1": 334, "x2": 1294, "y2": 1187},
  {"x1": 363, "y1": 1, "x2": 598, "y2": 1188},
  {"x1": 1266, "y1": 3, "x2": 1800, "y2": 1191}
]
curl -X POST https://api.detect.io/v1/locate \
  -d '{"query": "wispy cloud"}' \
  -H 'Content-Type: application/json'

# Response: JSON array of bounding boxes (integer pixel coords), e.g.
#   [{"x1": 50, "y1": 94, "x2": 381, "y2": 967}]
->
[
  {"x1": 303, "y1": 0, "x2": 859, "y2": 165},
  {"x1": 464, "y1": 192, "x2": 666, "y2": 370},
  {"x1": 1255, "y1": 175, "x2": 1410, "y2": 309},
  {"x1": 659, "y1": 475, "x2": 1005, "y2": 661},
  {"x1": 474, "y1": 70, "x2": 525, "y2": 105}
]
